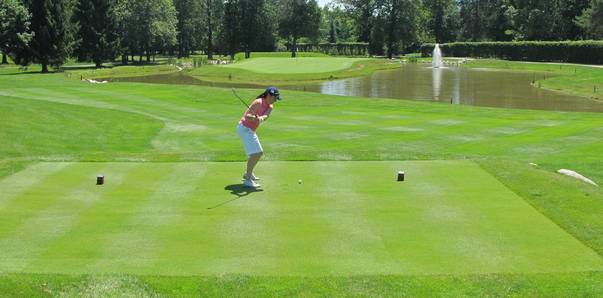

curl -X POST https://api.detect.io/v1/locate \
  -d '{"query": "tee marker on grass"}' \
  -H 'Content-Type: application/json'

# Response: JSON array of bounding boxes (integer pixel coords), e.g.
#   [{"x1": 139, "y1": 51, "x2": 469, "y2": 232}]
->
[
  {"x1": 96, "y1": 175, "x2": 104, "y2": 185},
  {"x1": 397, "y1": 171, "x2": 405, "y2": 182}
]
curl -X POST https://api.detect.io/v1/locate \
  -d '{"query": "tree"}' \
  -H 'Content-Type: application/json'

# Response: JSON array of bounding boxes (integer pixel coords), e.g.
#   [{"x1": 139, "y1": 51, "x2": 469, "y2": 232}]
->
[
  {"x1": 201, "y1": 0, "x2": 223, "y2": 60},
  {"x1": 512, "y1": 0, "x2": 577, "y2": 40},
  {"x1": 341, "y1": 0, "x2": 375, "y2": 43},
  {"x1": 174, "y1": 0, "x2": 202, "y2": 57},
  {"x1": 376, "y1": 0, "x2": 416, "y2": 58},
  {"x1": 0, "y1": 0, "x2": 32, "y2": 64},
  {"x1": 459, "y1": 0, "x2": 487, "y2": 41},
  {"x1": 576, "y1": 0, "x2": 603, "y2": 38},
  {"x1": 19, "y1": 0, "x2": 76, "y2": 72},
  {"x1": 424, "y1": 0, "x2": 459, "y2": 43},
  {"x1": 279, "y1": 0, "x2": 321, "y2": 57},
  {"x1": 74, "y1": 0, "x2": 120, "y2": 68},
  {"x1": 328, "y1": 15, "x2": 337, "y2": 43},
  {"x1": 150, "y1": 0, "x2": 177, "y2": 60},
  {"x1": 558, "y1": 0, "x2": 591, "y2": 39},
  {"x1": 239, "y1": 0, "x2": 266, "y2": 58},
  {"x1": 114, "y1": 0, "x2": 176, "y2": 63},
  {"x1": 459, "y1": 0, "x2": 517, "y2": 41},
  {"x1": 222, "y1": 0, "x2": 239, "y2": 59}
]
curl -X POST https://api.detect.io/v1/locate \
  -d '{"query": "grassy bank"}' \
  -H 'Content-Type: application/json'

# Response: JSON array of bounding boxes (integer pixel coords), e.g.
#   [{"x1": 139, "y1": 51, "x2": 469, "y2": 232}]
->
[{"x1": 187, "y1": 57, "x2": 401, "y2": 85}]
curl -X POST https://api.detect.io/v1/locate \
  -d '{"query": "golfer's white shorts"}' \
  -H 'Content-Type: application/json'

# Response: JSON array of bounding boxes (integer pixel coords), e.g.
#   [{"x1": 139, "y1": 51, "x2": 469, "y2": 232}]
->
[{"x1": 237, "y1": 123, "x2": 263, "y2": 156}]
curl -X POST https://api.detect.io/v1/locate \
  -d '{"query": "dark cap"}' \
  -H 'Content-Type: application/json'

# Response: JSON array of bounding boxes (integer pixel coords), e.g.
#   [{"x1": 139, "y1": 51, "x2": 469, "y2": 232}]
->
[{"x1": 266, "y1": 86, "x2": 281, "y2": 100}]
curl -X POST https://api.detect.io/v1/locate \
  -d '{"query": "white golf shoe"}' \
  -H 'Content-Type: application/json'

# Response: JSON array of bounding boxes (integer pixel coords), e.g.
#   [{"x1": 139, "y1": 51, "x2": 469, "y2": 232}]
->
[
  {"x1": 243, "y1": 179, "x2": 261, "y2": 188},
  {"x1": 242, "y1": 173, "x2": 261, "y2": 181}
]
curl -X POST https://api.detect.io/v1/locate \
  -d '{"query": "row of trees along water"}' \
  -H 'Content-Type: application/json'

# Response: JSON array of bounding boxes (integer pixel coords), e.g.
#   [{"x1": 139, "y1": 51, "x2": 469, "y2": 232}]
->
[{"x1": 1, "y1": 0, "x2": 602, "y2": 72}]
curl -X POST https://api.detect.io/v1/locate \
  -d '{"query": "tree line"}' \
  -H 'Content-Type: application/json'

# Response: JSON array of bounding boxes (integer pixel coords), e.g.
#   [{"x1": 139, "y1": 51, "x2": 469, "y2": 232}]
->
[{"x1": 1, "y1": 0, "x2": 602, "y2": 72}]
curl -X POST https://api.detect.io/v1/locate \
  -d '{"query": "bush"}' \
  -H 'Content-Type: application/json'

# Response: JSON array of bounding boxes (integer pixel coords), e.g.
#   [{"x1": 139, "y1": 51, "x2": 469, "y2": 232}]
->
[
  {"x1": 233, "y1": 52, "x2": 329, "y2": 60},
  {"x1": 420, "y1": 41, "x2": 603, "y2": 64},
  {"x1": 291, "y1": 43, "x2": 370, "y2": 56}
]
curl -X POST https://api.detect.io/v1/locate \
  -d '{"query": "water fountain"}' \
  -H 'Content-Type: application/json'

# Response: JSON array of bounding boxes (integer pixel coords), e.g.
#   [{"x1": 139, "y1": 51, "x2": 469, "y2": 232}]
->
[{"x1": 432, "y1": 44, "x2": 443, "y2": 68}]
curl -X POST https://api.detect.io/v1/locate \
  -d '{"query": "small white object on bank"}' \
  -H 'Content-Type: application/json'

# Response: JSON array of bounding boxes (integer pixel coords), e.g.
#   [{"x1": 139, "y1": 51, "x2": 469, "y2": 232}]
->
[{"x1": 557, "y1": 169, "x2": 598, "y2": 187}]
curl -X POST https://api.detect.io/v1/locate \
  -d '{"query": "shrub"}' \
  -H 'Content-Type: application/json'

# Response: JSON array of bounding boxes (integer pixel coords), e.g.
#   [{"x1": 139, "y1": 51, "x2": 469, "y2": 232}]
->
[{"x1": 420, "y1": 41, "x2": 603, "y2": 64}]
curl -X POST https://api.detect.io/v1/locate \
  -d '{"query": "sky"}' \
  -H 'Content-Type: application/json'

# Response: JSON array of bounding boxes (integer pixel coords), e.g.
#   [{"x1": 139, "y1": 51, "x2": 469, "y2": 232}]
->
[{"x1": 317, "y1": 0, "x2": 333, "y2": 7}]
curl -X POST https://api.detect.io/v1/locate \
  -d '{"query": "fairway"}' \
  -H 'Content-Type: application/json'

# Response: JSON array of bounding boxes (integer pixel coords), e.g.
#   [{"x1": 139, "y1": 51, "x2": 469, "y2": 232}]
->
[
  {"x1": 221, "y1": 57, "x2": 370, "y2": 73},
  {"x1": 1, "y1": 160, "x2": 601, "y2": 276}
]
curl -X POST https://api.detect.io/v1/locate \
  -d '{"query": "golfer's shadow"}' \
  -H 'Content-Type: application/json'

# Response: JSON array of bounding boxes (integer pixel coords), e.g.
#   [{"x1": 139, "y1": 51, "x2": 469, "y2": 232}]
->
[{"x1": 206, "y1": 184, "x2": 264, "y2": 210}]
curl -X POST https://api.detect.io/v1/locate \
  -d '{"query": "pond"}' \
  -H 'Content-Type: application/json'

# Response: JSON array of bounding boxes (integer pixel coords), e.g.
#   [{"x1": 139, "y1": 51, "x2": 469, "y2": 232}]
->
[{"x1": 107, "y1": 64, "x2": 603, "y2": 113}]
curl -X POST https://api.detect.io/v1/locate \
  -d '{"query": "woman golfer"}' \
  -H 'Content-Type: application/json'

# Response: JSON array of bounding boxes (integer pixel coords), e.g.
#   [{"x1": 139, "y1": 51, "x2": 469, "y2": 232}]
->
[{"x1": 237, "y1": 87, "x2": 280, "y2": 188}]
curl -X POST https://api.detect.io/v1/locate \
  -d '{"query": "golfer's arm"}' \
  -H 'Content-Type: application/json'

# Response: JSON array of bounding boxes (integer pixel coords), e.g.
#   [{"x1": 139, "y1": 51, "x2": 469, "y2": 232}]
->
[
  {"x1": 260, "y1": 108, "x2": 273, "y2": 121},
  {"x1": 244, "y1": 103, "x2": 260, "y2": 120}
]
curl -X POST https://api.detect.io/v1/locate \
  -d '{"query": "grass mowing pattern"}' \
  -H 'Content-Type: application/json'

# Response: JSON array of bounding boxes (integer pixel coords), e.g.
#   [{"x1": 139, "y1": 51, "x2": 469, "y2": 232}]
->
[
  {"x1": 1, "y1": 63, "x2": 603, "y2": 294},
  {"x1": 0, "y1": 97, "x2": 162, "y2": 158},
  {"x1": 0, "y1": 161, "x2": 600, "y2": 276}
]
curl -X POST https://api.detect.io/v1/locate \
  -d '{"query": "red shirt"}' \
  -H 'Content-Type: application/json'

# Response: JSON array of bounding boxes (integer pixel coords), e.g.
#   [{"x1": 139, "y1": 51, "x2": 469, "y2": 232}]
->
[{"x1": 239, "y1": 97, "x2": 273, "y2": 131}]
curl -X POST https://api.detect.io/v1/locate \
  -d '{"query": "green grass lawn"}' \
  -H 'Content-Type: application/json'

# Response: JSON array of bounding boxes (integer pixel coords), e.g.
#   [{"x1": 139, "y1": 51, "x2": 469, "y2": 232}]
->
[
  {"x1": 222, "y1": 57, "x2": 370, "y2": 74},
  {"x1": 1, "y1": 62, "x2": 603, "y2": 295},
  {"x1": 187, "y1": 57, "x2": 401, "y2": 85}
]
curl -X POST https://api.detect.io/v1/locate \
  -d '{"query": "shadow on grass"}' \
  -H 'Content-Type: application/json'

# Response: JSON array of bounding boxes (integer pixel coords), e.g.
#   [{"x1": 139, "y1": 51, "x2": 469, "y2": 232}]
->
[{"x1": 206, "y1": 184, "x2": 264, "y2": 210}]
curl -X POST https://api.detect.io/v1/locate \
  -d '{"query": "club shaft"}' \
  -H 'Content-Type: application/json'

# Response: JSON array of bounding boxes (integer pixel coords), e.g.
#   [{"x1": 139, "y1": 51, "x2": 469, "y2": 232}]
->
[{"x1": 232, "y1": 88, "x2": 250, "y2": 109}]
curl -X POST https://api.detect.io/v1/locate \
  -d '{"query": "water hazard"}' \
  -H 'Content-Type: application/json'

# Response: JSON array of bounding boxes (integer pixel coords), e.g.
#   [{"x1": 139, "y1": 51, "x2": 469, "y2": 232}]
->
[
  {"x1": 297, "y1": 64, "x2": 603, "y2": 113},
  {"x1": 108, "y1": 64, "x2": 603, "y2": 113}
]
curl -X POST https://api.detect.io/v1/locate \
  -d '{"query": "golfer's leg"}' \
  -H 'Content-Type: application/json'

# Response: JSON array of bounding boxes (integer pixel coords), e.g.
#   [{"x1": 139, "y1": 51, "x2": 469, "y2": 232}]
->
[{"x1": 246, "y1": 152, "x2": 263, "y2": 178}]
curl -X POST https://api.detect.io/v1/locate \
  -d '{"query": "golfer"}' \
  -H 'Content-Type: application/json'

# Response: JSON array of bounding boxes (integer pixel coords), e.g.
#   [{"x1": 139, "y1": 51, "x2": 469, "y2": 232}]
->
[{"x1": 237, "y1": 87, "x2": 280, "y2": 188}]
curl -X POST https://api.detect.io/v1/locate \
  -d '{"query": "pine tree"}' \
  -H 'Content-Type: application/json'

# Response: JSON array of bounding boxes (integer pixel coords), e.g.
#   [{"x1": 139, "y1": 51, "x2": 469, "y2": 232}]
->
[
  {"x1": 74, "y1": 0, "x2": 119, "y2": 68},
  {"x1": 23, "y1": 0, "x2": 75, "y2": 72},
  {"x1": 222, "y1": 0, "x2": 240, "y2": 59},
  {"x1": 174, "y1": 0, "x2": 201, "y2": 58},
  {"x1": 328, "y1": 16, "x2": 337, "y2": 43},
  {"x1": 201, "y1": 0, "x2": 223, "y2": 60}
]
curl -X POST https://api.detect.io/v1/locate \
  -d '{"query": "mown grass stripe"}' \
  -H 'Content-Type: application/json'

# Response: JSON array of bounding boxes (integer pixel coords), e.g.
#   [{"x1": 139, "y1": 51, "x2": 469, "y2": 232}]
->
[
  {"x1": 0, "y1": 162, "x2": 69, "y2": 208},
  {"x1": 0, "y1": 163, "x2": 124, "y2": 272},
  {"x1": 0, "y1": 163, "x2": 89, "y2": 239},
  {"x1": 207, "y1": 162, "x2": 282, "y2": 275},
  {"x1": 91, "y1": 163, "x2": 208, "y2": 274},
  {"x1": 356, "y1": 161, "x2": 603, "y2": 274},
  {"x1": 312, "y1": 161, "x2": 396, "y2": 274},
  {"x1": 22, "y1": 163, "x2": 164, "y2": 274}
]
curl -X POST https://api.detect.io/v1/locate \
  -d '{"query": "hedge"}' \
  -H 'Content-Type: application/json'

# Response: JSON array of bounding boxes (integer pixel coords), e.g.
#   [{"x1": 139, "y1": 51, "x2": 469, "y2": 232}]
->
[
  {"x1": 288, "y1": 43, "x2": 369, "y2": 56},
  {"x1": 420, "y1": 41, "x2": 603, "y2": 64}
]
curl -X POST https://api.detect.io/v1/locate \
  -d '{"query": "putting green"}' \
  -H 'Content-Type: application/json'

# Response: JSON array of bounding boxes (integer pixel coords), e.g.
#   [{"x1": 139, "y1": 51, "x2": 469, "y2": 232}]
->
[
  {"x1": 221, "y1": 57, "x2": 370, "y2": 74},
  {"x1": 0, "y1": 161, "x2": 601, "y2": 276}
]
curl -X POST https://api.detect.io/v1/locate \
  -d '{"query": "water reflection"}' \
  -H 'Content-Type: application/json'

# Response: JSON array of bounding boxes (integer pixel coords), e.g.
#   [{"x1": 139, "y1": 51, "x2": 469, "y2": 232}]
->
[
  {"x1": 452, "y1": 67, "x2": 461, "y2": 105},
  {"x1": 432, "y1": 67, "x2": 442, "y2": 101},
  {"x1": 299, "y1": 64, "x2": 603, "y2": 113}
]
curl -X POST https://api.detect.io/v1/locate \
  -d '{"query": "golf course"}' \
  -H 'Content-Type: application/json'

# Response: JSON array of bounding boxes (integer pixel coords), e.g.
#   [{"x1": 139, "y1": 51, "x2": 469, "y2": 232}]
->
[{"x1": 1, "y1": 55, "x2": 603, "y2": 296}]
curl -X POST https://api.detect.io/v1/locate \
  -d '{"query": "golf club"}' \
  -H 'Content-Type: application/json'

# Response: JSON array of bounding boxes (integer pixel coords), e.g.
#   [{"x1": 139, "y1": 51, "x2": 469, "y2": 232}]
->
[{"x1": 232, "y1": 87, "x2": 250, "y2": 109}]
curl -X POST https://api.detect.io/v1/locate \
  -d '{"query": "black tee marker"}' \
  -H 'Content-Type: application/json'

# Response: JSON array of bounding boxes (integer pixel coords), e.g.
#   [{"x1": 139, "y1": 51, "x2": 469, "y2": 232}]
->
[{"x1": 397, "y1": 171, "x2": 405, "y2": 182}]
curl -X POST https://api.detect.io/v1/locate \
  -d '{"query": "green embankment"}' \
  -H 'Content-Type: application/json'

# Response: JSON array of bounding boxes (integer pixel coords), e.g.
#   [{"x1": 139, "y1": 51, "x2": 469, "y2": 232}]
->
[{"x1": 187, "y1": 57, "x2": 401, "y2": 85}]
